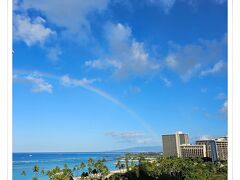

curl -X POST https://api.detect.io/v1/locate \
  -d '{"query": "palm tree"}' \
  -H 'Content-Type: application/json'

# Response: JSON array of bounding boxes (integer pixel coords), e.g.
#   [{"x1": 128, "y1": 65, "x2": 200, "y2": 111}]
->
[
  {"x1": 73, "y1": 165, "x2": 77, "y2": 177},
  {"x1": 40, "y1": 169, "x2": 45, "y2": 178},
  {"x1": 94, "y1": 160, "x2": 101, "y2": 173},
  {"x1": 125, "y1": 154, "x2": 130, "y2": 172},
  {"x1": 33, "y1": 165, "x2": 39, "y2": 178},
  {"x1": 88, "y1": 166, "x2": 92, "y2": 176},
  {"x1": 21, "y1": 170, "x2": 26, "y2": 176},
  {"x1": 115, "y1": 160, "x2": 121, "y2": 171},
  {"x1": 63, "y1": 163, "x2": 73, "y2": 179},
  {"x1": 64, "y1": 163, "x2": 68, "y2": 169},
  {"x1": 46, "y1": 166, "x2": 61, "y2": 179},
  {"x1": 41, "y1": 169, "x2": 45, "y2": 175},
  {"x1": 120, "y1": 164, "x2": 125, "y2": 173},
  {"x1": 80, "y1": 162, "x2": 86, "y2": 171},
  {"x1": 33, "y1": 165, "x2": 39, "y2": 172},
  {"x1": 101, "y1": 164, "x2": 109, "y2": 178},
  {"x1": 78, "y1": 162, "x2": 86, "y2": 178},
  {"x1": 87, "y1": 158, "x2": 95, "y2": 175}
]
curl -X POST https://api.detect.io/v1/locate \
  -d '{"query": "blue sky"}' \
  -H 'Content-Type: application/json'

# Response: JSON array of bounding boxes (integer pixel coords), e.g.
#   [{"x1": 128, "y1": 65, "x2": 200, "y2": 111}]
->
[{"x1": 13, "y1": 0, "x2": 227, "y2": 152}]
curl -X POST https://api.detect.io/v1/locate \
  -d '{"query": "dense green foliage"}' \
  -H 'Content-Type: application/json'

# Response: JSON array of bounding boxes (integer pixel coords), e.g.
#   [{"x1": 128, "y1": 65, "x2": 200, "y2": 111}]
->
[
  {"x1": 46, "y1": 164, "x2": 73, "y2": 180},
  {"x1": 21, "y1": 155, "x2": 227, "y2": 180},
  {"x1": 21, "y1": 158, "x2": 109, "y2": 180},
  {"x1": 112, "y1": 155, "x2": 227, "y2": 180}
]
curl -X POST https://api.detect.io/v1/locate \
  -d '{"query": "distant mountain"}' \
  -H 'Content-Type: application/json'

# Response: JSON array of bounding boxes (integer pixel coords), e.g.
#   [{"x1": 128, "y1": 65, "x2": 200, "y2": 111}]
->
[{"x1": 111, "y1": 146, "x2": 162, "y2": 152}]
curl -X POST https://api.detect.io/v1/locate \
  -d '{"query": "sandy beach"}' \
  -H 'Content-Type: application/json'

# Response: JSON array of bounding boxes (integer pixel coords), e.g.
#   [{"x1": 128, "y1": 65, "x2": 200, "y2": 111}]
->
[{"x1": 73, "y1": 169, "x2": 127, "y2": 180}]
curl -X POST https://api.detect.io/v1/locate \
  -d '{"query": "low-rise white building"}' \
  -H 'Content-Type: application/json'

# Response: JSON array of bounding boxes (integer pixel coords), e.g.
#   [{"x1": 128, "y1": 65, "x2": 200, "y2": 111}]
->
[{"x1": 180, "y1": 144, "x2": 207, "y2": 158}]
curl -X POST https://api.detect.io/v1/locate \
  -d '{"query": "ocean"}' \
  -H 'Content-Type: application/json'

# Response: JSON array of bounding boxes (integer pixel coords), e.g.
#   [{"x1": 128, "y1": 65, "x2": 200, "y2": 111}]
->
[{"x1": 13, "y1": 152, "x2": 126, "y2": 180}]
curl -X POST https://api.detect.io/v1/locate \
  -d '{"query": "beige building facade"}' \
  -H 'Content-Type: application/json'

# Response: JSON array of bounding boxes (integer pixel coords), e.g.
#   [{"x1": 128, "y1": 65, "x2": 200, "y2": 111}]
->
[
  {"x1": 162, "y1": 132, "x2": 227, "y2": 161},
  {"x1": 215, "y1": 137, "x2": 228, "y2": 161},
  {"x1": 180, "y1": 144, "x2": 207, "y2": 158},
  {"x1": 162, "y1": 131, "x2": 189, "y2": 157}
]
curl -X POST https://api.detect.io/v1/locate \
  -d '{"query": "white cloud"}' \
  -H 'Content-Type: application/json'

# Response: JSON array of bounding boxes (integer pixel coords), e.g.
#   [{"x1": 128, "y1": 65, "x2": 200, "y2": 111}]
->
[
  {"x1": 165, "y1": 44, "x2": 204, "y2": 81},
  {"x1": 147, "y1": 0, "x2": 226, "y2": 13},
  {"x1": 85, "y1": 23, "x2": 160, "y2": 79},
  {"x1": 14, "y1": 70, "x2": 156, "y2": 134},
  {"x1": 13, "y1": 14, "x2": 55, "y2": 46},
  {"x1": 165, "y1": 54, "x2": 177, "y2": 68},
  {"x1": 60, "y1": 75, "x2": 97, "y2": 87},
  {"x1": 200, "y1": 60, "x2": 225, "y2": 76},
  {"x1": 47, "y1": 47, "x2": 62, "y2": 61},
  {"x1": 165, "y1": 36, "x2": 227, "y2": 81},
  {"x1": 26, "y1": 76, "x2": 53, "y2": 93},
  {"x1": 85, "y1": 58, "x2": 122, "y2": 69},
  {"x1": 220, "y1": 100, "x2": 228, "y2": 113},
  {"x1": 199, "y1": 135, "x2": 214, "y2": 140},
  {"x1": 148, "y1": 0, "x2": 176, "y2": 14},
  {"x1": 13, "y1": 73, "x2": 53, "y2": 93},
  {"x1": 85, "y1": 28, "x2": 226, "y2": 82},
  {"x1": 22, "y1": 0, "x2": 109, "y2": 38}
]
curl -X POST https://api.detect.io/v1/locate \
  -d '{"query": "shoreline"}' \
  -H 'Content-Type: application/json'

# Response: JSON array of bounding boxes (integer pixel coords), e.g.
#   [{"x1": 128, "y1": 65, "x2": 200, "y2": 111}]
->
[{"x1": 73, "y1": 169, "x2": 127, "y2": 180}]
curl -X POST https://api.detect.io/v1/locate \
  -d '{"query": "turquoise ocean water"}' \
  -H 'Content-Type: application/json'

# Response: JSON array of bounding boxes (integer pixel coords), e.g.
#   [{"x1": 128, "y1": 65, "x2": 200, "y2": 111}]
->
[{"x1": 13, "y1": 152, "x2": 125, "y2": 180}]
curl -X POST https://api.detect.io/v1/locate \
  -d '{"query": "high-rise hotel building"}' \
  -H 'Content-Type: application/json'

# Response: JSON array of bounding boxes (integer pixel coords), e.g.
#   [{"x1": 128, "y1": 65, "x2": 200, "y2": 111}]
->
[
  {"x1": 196, "y1": 139, "x2": 218, "y2": 162},
  {"x1": 215, "y1": 137, "x2": 228, "y2": 161},
  {"x1": 196, "y1": 137, "x2": 228, "y2": 161},
  {"x1": 162, "y1": 131, "x2": 189, "y2": 157}
]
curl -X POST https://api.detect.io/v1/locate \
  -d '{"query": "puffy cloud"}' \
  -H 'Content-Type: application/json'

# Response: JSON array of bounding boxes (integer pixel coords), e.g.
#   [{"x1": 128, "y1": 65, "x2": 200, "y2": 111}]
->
[
  {"x1": 13, "y1": 73, "x2": 53, "y2": 93},
  {"x1": 165, "y1": 54, "x2": 178, "y2": 69},
  {"x1": 13, "y1": 14, "x2": 55, "y2": 46},
  {"x1": 200, "y1": 60, "x2": 225, "y2": 76},
  {"x1": 220, "y1": 100, "x2": 228, "y2": 113},
  {"x1": 25, "y1": 76, "x2": 53, "y2": 93},
  {"x1": 13, "y1": 0, "x2": 110, "y2": 61},
  {"x1": 85, "y1": 23, "x2": 160, "y2": 79},
  {"x1": 147, "y1": 0, "x2": 226, "y2": 14},
  {"x1": 85, "y1": 26, "x2": 226, "y2": 82},
  {"x1": 85, "y1": 58, "x2": 122, "y2": 70},
  {"x1": 60, "y1": 75, "x2": 97, "y2": 87},
  {"x1": 22, "y1": 0, "x2": 109, "y2": 37},
  {"x1": 165, "y1": 36, "x2": 227, "y2": 81}
]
